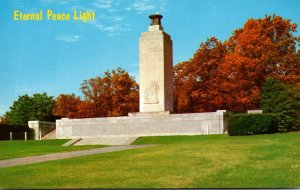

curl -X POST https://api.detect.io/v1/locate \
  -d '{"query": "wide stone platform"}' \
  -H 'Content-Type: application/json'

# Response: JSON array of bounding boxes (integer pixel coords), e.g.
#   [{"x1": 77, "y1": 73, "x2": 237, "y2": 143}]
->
[{"x1": 56, "y1": 111, "x2": 228, "y2": 145}]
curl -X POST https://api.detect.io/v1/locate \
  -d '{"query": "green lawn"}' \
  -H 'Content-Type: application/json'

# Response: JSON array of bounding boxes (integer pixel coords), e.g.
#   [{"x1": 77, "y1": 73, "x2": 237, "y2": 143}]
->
[
  {"x1": 0, "y1": 139, "x2": 106, "y2": 160},
  {"x1": 0, "y1": 132, "x2": 300, "y2": 188}
]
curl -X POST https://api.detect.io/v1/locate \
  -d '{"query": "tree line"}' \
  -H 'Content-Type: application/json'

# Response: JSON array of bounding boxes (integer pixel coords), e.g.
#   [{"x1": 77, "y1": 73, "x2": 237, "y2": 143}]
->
[
  {"x1": 1, "y1": 15, "x2": 299, "y2": 130},
  {"x1": 174, "y1": 15, "x2": 299, "y2": 113},
  {"x1": 0, "y1": 67, "x2": 139, "y2": 124}
]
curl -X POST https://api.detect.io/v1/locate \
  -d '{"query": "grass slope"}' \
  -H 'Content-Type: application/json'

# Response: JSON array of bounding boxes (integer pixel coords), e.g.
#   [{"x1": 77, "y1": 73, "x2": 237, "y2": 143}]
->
[
  {"x1": 0, "y1": 140, "x2": 106, "y2": 160},
  {"x1": 0, "y1": 133, "x2": 299, "y2": 188}
]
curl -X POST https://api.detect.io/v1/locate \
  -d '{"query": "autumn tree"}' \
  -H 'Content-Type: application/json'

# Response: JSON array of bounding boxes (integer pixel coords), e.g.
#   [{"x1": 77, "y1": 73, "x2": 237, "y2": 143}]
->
[
  {"x1": 76, "y1": 101, "x2": 98, "y2": 118},
  {"x1": 53, "y1": 94, "x2": 82, "y2": 118},
  {"x1": 80, "y1": 67, "x2": 139, "y2": 117},
  {"x1": 174, "y1": 61, "x2": 193, "y2": 113},
  {"x1": 228, "y1": 15, "x2": 300, "y2": 76},
  {"x1": 174, "y1": 15, "x2": 300, "y2": 113},
  {"x1": 216, "y1": 15, "x2": 300, "y2": 111},
  {"x1": 109, "y1": 68, "x2": 139, "y2": 116},
  {"x1": 0, "y1": 113, "x2": 9, "y2": 124},
  {"x1": 174, "y1": 37, "x2": 227, "y2": 112}
]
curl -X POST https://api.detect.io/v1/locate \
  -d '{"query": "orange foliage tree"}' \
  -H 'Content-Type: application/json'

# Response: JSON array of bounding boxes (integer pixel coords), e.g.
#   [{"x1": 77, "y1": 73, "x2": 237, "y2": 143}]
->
[
  {"x1": 53, "y1": 94, "x2": 82, "y2": 118},
  {"x1": 174, "y1": 37, "x2": 227, "y2": 112},
  {"x1": 0, "y1": 113, "x2": 9, "y2": 124},
  {"x1": 80, "y1": 67, "x2": 139, "y2": 117},
  {"x1": 174, "y1": 15, "x2": 300, "y2": 113},
  {"x1": 54, "y1": 68, "x2": 139, "y2": 118},
  {"x1": 76, "y1": 101, "x2": 98, "y2": 118}
]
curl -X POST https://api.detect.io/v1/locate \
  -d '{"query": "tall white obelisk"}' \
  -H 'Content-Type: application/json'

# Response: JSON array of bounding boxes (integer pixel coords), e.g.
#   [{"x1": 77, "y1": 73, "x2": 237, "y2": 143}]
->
[{"x1": 139, "y1": 14, "x2": 174, "y2": 113}]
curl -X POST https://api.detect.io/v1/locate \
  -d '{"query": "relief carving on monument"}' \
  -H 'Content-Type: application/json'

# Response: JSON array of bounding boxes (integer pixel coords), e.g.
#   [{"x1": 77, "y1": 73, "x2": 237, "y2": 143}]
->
[{"x1": 143, "y1": 81, "x2": 159, "y2": 104}]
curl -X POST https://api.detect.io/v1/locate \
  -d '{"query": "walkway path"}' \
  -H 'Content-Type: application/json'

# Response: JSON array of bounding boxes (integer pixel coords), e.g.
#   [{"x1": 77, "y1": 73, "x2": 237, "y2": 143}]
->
[{"x1": 0, "y1": 145, "x2": 154, "y2": 168}]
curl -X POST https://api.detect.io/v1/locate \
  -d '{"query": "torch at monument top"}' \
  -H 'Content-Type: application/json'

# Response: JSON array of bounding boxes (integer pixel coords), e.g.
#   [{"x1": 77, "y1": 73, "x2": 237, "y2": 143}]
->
[
  {"x1": 149, "y1": 14, "x2": 163, "y2": 26},
  {"x1": 148, "y1": 13, "x2": 164, "y2": 31}
]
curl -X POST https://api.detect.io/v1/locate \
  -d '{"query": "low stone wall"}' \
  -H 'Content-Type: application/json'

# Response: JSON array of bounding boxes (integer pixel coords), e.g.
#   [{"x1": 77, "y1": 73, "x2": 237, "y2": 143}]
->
[
  {"x1": 56, "y1": 111, "x2": 229, "y2": 141},
  {"x1": 28, "y1": 121, "x2": 56, "y2": 140},
  {"x1": 247, "y1": 110, "x2": 263, "y2": 114}
]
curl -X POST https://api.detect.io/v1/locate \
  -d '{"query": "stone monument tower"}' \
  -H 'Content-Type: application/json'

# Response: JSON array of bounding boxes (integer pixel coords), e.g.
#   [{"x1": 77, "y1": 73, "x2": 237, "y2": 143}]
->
[{"x1": 139, "y1": 14, "x2": 174, "y2": 113}]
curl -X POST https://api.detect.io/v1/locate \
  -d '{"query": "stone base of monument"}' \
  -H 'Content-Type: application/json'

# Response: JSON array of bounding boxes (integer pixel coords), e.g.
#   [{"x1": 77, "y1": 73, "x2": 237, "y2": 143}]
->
[
  {"x1": 56, "y1": 110, "x2": 229, "y2": 145},
  {"x1": 128, "y1": 111, "x2": 170, "y2": 116}
]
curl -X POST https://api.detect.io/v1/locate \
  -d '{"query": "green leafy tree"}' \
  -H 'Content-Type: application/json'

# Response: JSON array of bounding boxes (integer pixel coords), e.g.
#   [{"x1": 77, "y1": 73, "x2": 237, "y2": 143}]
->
[
  {"x1": 261, "y1": 78, "x2": 300, "y2": 132},
  {"x1": 7, "y1": 93, "x2": 55, "y2": 125}
]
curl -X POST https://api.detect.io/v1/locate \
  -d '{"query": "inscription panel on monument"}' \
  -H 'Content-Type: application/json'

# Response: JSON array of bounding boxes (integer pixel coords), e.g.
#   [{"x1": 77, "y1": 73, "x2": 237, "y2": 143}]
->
[{"x1": 143, "y1": 81, "x2": 159, "y2": 104}]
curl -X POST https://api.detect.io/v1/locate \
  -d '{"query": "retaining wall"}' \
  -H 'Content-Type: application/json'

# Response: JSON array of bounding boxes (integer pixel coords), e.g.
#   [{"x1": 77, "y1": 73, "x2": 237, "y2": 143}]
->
[
  {"x1": 56, "y1": 110, "x2": 229, "y2": 140},
  {"x1": 28, "y1": 121, "x2": 56, "y2": 140}
]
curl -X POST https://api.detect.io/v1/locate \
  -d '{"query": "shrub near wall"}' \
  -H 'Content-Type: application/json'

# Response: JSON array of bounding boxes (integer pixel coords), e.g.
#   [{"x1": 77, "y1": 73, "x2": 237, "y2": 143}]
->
[{"x1": 228, "y1": 114, "x2": 277, "y2": 136}]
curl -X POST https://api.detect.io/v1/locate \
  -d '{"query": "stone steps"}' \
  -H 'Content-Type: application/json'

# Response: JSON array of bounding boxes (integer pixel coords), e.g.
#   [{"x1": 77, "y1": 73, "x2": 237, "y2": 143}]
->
[
  {"x1": 63, "y1": 138, "x2": 82, "y2": 146},
  {"x1": 73, "y1": 137, "x2": 139, "y2": 146},
  {"x1": 42, "y1": 129, "x2": 56, "y2": 140}
]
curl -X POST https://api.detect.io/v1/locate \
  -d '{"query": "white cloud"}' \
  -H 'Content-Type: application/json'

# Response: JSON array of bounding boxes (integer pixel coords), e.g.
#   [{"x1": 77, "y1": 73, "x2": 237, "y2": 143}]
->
[
  {"x1": 131, "y1": 1, "x2": 156, "y2": 12},
  {"x1": 55, "y1": 34, "x2": 81, "y2": 42},
  {"x1": 93, "y1": 23, "x2": 130, "y2": 36},
  {"x1": 39, "y1": 0, "x2": 67, "y2": 3},
  {"x1": 108, "y1": 16, "x2": 124, "y2": 22},
  {"x1": 91, "y1": 0, "x2": 122, "y2": 11},
  {"x1": 92, "y1": 0, "x2": 113, "y2": 9},
  {"x1": 126, "y1": 0, "x2": 168, "y2": 13},
  {"x1": 39, "y1": 0, "x2": 54, "y2": 2},
  {"x1": 10, "y1": 86, "x2": 33, "y2": 94},
  {"x1": 95, "y1": 15, "x2": 124, "y2": 22},
  {"x1": 89, "y1": 14, "x2": 130, "y2": 36},
  {"x1": 41, "y1": 0, "x2": 168, "y2": 37},
  {"x1": 71, "y1": 5, "x2": 88, "y2": 10}
]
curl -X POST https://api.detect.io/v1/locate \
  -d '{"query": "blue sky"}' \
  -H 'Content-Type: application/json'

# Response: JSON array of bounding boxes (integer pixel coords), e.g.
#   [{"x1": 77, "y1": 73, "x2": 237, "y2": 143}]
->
[{"x1": 1, "y1": 0, "x2": 300, "y2": 116}]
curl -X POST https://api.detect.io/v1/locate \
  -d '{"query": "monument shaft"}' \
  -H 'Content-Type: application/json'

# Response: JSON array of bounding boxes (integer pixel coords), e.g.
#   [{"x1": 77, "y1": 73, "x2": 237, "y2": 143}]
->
[{"x1": 139, "y1": 14, "x2": 174, "y2": 113}]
